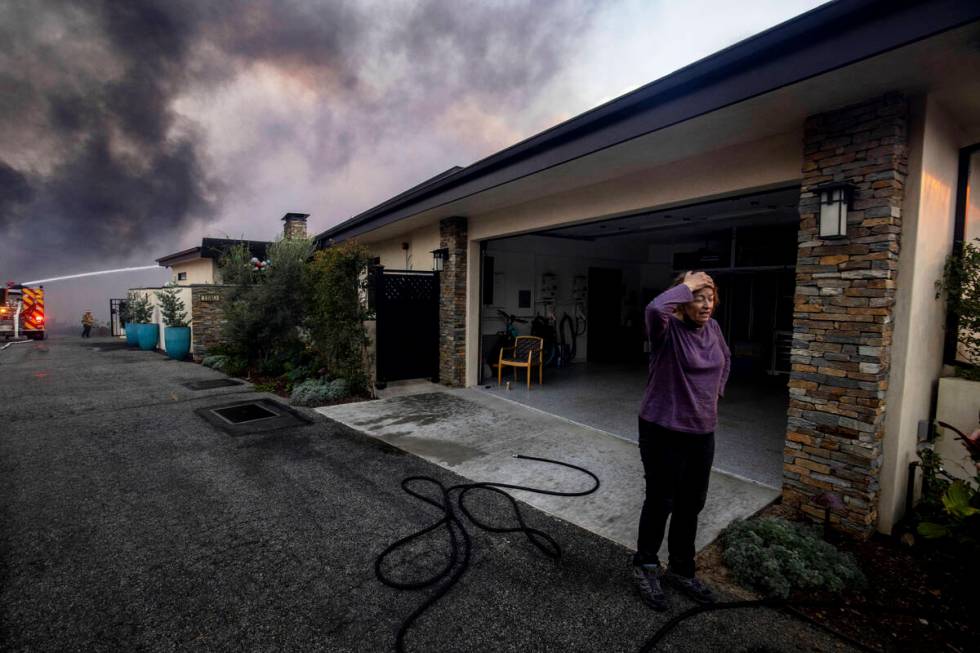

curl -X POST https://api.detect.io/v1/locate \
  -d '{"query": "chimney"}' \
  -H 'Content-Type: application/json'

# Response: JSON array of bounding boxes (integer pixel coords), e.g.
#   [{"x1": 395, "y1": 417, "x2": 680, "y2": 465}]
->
[{"x1": 282, "y1": 212, "x2": 309, "y2": 239}]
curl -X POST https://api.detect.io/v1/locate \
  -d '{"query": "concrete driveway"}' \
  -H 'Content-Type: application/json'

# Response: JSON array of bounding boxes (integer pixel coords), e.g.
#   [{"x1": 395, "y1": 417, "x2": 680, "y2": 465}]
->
[
  {"x1": 316, "y1": 383, "x2": 779, "y2": 556},
  {"x1": 0, "y1": 338, "x2": 854, "y2": 652}
]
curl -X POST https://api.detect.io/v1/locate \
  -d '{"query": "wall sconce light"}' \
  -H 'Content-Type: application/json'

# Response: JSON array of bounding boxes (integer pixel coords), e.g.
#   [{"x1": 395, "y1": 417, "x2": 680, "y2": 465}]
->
[
  {"x1": 431, "y1": 248, "x2": 449, "y2": 272},
  {"x1": 816, "y1": 182, "x2": 853, "y2": 239}
]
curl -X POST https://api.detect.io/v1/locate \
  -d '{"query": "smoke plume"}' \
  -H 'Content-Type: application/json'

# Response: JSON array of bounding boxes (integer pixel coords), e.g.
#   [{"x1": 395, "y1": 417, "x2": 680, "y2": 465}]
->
[{"x1": 0, "y1": 0, "x2": 597, "y2": 286}]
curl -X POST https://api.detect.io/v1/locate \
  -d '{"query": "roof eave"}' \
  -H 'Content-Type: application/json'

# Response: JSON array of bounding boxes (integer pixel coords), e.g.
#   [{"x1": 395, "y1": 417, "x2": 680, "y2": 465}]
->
[
  {"x1": 315, "y1": 0, "x2": 980, "y2": 245},
  {"x1": 155, "y1": 247, "x2": 203, "y2": 266}
]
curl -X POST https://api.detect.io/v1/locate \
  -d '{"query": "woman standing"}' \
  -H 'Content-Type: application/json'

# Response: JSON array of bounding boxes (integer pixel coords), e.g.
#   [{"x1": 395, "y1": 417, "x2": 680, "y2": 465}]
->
[{"x1": 632, "y1": 270, "x2": 730, "y2": 611}]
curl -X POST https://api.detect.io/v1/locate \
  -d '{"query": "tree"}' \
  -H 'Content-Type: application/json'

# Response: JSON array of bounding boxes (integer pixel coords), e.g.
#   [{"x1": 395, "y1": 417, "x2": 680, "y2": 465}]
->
[
  {"x1": 155, "y1": 283, "x2": 189, "y2": 327},
  {"x1": 127, "y1": 292, "x2": 153, "y2": 323}
]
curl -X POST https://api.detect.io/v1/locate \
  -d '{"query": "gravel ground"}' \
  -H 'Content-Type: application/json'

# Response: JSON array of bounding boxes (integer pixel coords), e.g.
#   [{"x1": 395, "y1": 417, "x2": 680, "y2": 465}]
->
[{"x1": 0, "y1": 337, "x2": 859, "y2": 652}]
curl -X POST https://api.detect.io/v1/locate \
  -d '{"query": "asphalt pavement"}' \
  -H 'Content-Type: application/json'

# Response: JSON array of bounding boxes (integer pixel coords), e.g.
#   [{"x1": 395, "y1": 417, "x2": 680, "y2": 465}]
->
[{"x1": 0, "y1": 337, "x2": 858, "y2": 652}]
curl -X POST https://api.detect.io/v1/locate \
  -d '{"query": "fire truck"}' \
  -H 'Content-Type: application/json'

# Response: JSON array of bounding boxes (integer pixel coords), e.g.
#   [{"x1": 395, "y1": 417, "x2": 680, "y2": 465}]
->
[{"x1": 1, "y1": 283, "x2": 46, "y2": 340}]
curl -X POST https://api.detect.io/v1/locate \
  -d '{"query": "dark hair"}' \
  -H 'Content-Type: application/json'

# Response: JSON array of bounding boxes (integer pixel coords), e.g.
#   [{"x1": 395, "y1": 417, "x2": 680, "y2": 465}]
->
[{"x1": 669, "y1": 271, "x2": 720, "y2": 309}]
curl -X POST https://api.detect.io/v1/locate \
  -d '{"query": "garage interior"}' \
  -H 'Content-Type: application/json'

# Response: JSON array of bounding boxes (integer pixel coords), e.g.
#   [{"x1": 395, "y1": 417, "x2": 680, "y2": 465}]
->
[{"x1": 478, "y1": 186, "x2": 801, "y2": 488}]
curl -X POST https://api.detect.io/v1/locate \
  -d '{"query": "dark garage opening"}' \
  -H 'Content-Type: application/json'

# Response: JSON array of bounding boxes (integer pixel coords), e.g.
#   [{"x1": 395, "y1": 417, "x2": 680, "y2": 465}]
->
[{"x1": 478, "y1": 187, "x2": 800, "y2": 488}]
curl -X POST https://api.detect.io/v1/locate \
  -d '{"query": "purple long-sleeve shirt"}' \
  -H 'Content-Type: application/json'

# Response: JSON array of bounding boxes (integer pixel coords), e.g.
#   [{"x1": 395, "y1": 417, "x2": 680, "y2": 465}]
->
[{"x1": 639, "y1": 284, "x2": 731, "y2": 434}]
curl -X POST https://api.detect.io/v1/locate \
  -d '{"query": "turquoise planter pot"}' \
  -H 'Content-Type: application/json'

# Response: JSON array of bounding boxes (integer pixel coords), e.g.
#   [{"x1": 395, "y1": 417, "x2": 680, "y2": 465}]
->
[
  {"x1": 125, "y1": 323, "x2": 139, "y2": 346},
  {"x1": 137, "y1": 323, "x2": 158, "y2": 351},
  {"x1": 164, "y1": 326, "x2": 191, "y2": 361}
]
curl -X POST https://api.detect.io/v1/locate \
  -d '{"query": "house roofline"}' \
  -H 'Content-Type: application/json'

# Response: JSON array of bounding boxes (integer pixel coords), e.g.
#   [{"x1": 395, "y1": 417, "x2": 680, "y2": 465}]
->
[
  {"x1": 156, "y1": 246, "x2": 203, "y2": 266},
  {"x1": 315, "y1": 0, "x2": 980, "y2": 245},
  {"x1": 157, "y1": 238, "x2": 274, "y2": 266}
]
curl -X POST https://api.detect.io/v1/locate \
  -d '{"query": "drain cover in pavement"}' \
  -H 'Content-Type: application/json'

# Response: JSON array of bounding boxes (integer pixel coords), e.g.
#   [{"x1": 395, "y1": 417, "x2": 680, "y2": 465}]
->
[
  {"x1": 90, "y1": 342, "x2": 131, "y2": 351},
  {"x1": 212, "y1": 403, "x2": 277, "y2": 424},
  {"x1": 195, "y1": 398, "x2": 312, "y2": 435},
  {"x1": 182, "y1": 378, "x2": 244, "y2": 390}
]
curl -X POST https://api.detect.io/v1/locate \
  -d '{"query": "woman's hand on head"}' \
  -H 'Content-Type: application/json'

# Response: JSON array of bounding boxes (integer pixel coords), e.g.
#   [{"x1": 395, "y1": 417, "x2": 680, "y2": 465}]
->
[{"x1": 683, "y1": 271, "x2": 714, "y2": 293}]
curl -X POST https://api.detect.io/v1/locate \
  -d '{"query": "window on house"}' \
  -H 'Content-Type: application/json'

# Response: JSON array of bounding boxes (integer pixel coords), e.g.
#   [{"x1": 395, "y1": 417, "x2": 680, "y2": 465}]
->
[
  {"x1": 961, "y1": 147, "x2": 980, "y2": 249},
  {"x1": 177, "y1": 272, "x2": 187, "y2": 281},
  {"x1": 946, "y1": 143, "x2": 980, "y2": 365}
]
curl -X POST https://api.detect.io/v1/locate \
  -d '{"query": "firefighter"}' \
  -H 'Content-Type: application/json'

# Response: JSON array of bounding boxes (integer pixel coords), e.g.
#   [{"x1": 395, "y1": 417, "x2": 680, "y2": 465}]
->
[{"x1": 81, "y1": 311, "x2": 94, "y2": 338}]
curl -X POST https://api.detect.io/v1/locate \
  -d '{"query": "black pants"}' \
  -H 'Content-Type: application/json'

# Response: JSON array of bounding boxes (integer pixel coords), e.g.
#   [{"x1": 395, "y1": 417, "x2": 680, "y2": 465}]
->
[
  {"x1": 81, "y1": 325, "x2": 91, "y2": 338},
  {"x1": 635, "y1": 418, "x2": 714, "y2": 577}
]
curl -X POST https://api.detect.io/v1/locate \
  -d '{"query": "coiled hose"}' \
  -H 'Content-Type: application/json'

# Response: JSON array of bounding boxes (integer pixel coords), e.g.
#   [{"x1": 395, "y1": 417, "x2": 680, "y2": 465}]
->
[
  {"x1": 374, "y1": 454, "x2": 600, "y2": 653},
  {"x1": 375, "y1": 457, "x2": 947, "y2": 653}
]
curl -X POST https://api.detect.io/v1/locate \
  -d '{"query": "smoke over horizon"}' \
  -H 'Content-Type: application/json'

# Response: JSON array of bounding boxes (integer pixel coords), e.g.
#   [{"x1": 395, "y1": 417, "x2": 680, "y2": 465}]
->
[{"x1": 0, "y1": 0, "x2": 599, "y2": 289}]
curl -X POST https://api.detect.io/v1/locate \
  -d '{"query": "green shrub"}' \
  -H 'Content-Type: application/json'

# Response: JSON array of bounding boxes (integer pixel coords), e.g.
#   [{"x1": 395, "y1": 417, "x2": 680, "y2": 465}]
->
[
  {"x1": 201, "y1": 354, "x2": 229, "y2": 371},
  {"x1": 917, "y1": 479, "x2": 980, "y2": 543},
  {"x1": 914, "y1": 432, "x2": 980, "y2": 547},
  {"x1": 721, "y1": 517, "x2": 865, "y2": 598},
  {"x1": 218, "y1": 237, "x2": 314, "y2": 377},
  {"x1": 253, "y1": 381, "x2": 278, "y2": 393},
  {"x1": 282, "y1": 361, "x2": 320, "y2": 389},
  {"x1": 306, "y1": 242, "x2": 372, "y2": 395},
  {"x1": 290, "y1": 378, "x2": 350, "y2": 407}
]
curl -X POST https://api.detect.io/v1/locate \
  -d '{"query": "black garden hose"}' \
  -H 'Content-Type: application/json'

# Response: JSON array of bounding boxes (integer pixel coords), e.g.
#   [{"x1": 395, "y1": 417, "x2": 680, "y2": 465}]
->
[
  {"x1": 374, "y1": 454, "x2": 600, "y2": 653},
  {"x1": 375, "y1": 456, "x2": 952, "y2": 653}
]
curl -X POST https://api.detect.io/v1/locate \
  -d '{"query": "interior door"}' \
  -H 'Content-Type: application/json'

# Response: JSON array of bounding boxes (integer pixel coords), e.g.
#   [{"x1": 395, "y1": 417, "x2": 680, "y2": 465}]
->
[{"x1": 587, "y1": 267, "x2": 622, "y2": 363}]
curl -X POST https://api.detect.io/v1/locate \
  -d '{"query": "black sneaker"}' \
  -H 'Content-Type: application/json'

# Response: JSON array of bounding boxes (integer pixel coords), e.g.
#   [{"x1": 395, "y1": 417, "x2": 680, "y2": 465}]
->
[
  {"x1": 632, "y1": 563, "x2": 669, "y2": 611},
  {"x1": 663, "y1": 570, "x2": 716, "y2": 603}
]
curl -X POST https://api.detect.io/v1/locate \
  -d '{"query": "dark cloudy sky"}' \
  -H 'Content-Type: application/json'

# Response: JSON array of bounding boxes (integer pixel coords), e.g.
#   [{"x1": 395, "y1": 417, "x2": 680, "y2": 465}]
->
[{"x1": 0, "y1": 0, "x2": 824, "y2": 325}]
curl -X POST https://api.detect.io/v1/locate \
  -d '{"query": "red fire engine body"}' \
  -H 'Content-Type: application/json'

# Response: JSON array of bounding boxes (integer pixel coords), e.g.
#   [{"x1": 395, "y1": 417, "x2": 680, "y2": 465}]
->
[{"x1": 1, "y1": 283, "x2": 46, "y2": 340}]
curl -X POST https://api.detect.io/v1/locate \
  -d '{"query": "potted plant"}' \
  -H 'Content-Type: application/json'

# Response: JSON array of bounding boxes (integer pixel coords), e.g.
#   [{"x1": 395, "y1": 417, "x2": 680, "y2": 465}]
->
[
  {"x1": 129, "y1": 292, "x2": 156, "y2": 351},
  {"x1": 155, "y1": 283, "x2": 191, "y2": 360},
  {"x1": 121, "y1": 298, "x2": 140, "y2": 347}
]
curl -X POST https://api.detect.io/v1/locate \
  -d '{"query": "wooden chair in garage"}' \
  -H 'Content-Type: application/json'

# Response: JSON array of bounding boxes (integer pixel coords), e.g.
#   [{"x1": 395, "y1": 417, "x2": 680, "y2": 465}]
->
[{"x1": 498, "y1": 336, "x2": 544, "y2": 389}]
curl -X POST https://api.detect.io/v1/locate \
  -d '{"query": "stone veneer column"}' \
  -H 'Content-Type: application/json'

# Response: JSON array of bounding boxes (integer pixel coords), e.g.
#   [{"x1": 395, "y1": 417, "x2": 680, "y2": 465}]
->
[
  {"x1": 190, "y1": 285, "x2": 231, "y2": 361},
  {"x1": 785, "y1": 94, "x2": 908, "y2": 536},
  {"x1": 439, "y1": 217, "x2": 467, "y2": 386}
]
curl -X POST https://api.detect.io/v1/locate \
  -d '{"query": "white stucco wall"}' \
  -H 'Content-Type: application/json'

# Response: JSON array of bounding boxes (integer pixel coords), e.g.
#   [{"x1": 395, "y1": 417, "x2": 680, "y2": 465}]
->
[
  {"x1": 169, "y1": 258, "x2": 217, "y2": 285},
  {"x1": 879, "y1": 96, "x2": 964, "y2": 533},
  {"x1": 369, "y1": 222, "x2": 441, "y2": 271}
]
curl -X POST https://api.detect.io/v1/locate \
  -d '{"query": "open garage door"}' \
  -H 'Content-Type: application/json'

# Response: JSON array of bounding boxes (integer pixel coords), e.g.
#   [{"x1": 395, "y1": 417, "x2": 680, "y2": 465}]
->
[{"x1": 478, "y1": 186, "x2": 800, "y2": 488}]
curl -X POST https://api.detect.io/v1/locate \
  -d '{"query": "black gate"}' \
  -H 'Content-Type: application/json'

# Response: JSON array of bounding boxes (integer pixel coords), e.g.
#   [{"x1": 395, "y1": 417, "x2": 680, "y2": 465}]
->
[{"x1": 375, "y1": 269, "x2": 440, "y2": 386}]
